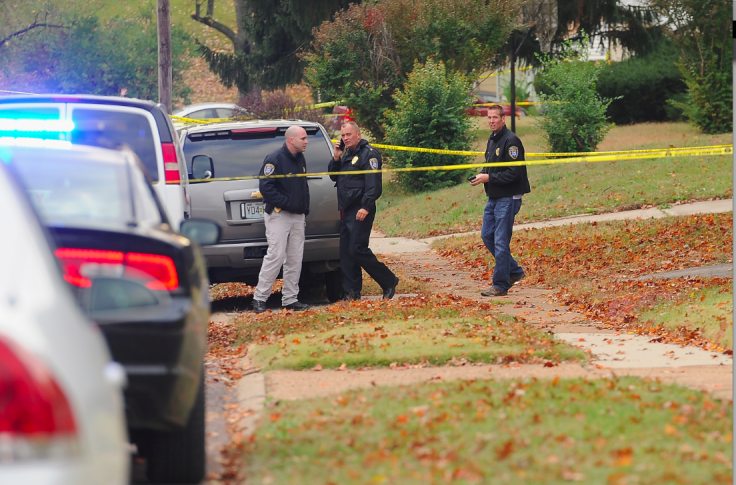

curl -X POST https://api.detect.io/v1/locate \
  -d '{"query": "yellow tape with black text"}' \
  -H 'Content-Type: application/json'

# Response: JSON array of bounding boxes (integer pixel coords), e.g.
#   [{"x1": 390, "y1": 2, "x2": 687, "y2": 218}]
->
[{"x1": 180, "y1": 145, "x2": 732, "y2": 184}]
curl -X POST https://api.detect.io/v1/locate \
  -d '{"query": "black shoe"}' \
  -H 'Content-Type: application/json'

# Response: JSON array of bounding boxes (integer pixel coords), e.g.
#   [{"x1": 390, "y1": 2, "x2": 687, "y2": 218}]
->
[
  {"x1": 383, "y1": 276, "x2": 400, "y2": 299},
  {"x1": 284, "y1": 301, "x2": 310, "y2": 311},
  {"x1": 252, "y1": 300, "x2": 267, "y2": 313},
  {"x1": 480, "y1": 286, "x2": 508, "y2": 297},
  {"x1": 510, "y1": 272, "x2": 526, "y2": 285}
]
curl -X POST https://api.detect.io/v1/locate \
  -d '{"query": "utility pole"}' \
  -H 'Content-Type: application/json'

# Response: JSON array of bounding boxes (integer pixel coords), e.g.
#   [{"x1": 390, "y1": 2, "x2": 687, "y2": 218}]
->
[
  {"x1": 157, "y1": 0, "x2": 172, "y2": 114},
  {"x1": 510, "y1": 35, "x2": 516, "y2": 134}
]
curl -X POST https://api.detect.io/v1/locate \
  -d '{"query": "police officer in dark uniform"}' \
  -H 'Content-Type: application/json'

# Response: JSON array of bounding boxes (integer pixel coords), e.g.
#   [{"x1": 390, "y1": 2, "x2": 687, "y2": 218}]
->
[
  {"x1": 470, "y1": 105, "x2": 531, "y2": 297},
  {"x1": 329, "y1": 121, "x2": 399, "y2": 300}
]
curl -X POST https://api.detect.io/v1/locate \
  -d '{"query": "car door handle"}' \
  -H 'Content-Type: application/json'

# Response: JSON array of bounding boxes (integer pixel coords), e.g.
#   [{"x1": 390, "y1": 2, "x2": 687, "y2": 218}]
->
[{"x1": 306, "y1": 177, "x2": 322, "y2": 180}]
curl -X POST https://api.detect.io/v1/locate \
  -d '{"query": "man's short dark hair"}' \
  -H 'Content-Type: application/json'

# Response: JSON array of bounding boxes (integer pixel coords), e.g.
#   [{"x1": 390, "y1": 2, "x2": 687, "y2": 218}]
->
[{"x1": 487, "y1": 105, "x2": 505, "y2": 117}]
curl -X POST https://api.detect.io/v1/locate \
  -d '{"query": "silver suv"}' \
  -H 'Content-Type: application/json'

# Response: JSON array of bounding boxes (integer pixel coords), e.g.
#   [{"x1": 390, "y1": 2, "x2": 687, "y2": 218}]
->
[{"x1": 178, "y1": 120, "x2": 342, "y2": 301}]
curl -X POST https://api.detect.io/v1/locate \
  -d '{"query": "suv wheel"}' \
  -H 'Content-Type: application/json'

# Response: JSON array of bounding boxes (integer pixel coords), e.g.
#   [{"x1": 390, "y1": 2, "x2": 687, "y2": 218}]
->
[
  {"x1": 324, "y1": 270, "x2": 343, "y2": 303},
  {"x1": 141, "y1": 375, "x2": 206, "y2": 484}
]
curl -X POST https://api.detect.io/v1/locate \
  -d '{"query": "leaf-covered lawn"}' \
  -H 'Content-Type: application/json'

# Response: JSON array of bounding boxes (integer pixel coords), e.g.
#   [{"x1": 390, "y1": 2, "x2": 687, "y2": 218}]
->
[
  {"x1": 249, "y1": 377, "x2": 733, "y2": 484},
  {"x1": 250, "y1": 316, "x2": 584, "y2": 370},
  {"x1": 236, "y1": 296, "x2": 586, "y2": 369},
  {"x1": 210, "y1": 266, "x2": 428, "y2": 302},
  {"x1": 639, "y1": 284, "x2": 733, "y2": 350},
  {"x1": 435, "y1": 213, "x2": 733, "y2": 351}
]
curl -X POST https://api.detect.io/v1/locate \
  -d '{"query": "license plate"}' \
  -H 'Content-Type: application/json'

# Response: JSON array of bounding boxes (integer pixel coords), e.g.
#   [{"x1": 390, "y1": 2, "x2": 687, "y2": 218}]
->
[{"x1": 241, "y1": 202, "x2": 264, "y2": 219}]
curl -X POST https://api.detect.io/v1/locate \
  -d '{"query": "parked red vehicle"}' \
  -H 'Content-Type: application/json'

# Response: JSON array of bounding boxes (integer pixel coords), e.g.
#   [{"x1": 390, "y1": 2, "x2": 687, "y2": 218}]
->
[{"x1": 467, "y1": 99, "x2": 526, "y2": 118}]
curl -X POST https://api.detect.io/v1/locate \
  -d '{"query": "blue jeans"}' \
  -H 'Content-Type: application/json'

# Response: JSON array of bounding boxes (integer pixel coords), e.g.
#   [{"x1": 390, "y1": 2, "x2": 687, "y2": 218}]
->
[{"x1": 481, "y1": 197, "x2": 524, "y2": 291}]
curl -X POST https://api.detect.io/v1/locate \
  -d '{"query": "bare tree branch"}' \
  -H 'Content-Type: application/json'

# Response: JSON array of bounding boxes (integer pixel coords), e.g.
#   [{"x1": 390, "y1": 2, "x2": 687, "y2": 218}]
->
[
  {"x1": 0, "y1": 19, "x2": 65, "y2": 49},
  {"x1": 191, "y1": 10, "x2": 238, "y2": 46}
]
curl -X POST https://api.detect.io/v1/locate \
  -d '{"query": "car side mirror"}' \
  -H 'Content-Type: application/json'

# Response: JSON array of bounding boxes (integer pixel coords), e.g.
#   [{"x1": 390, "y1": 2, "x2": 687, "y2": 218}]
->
[
  {"x1": 180, "y1": 219, "x2": 220, "y2": 245},
  {"x1": 192, "y1": 155, "x2": 214, "y2": 181}
]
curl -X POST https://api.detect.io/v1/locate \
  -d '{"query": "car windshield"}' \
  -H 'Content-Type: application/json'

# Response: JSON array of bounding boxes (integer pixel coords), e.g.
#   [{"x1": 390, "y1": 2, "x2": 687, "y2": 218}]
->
[
  {"x1": 182, "y1": 129, "x2": 332, "y2": 179},
  {"x1": 70, "y1": 109, "x2": 160, "y2": 181},
  {"x1": 13, "y1": 154, "x2": 135, "y2": 231}
]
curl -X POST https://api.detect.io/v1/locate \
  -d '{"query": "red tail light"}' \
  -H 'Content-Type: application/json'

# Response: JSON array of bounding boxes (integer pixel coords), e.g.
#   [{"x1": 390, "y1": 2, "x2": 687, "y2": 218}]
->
[
  {"x1": 126, "y1": 252, "x2": 179, "y2": 291},
  {"x1": 162, "y1": 142, "x2": 180, "y2": 185},
  {"x1": 55, "y1": 248, "x2": 179, "y2": 291},
  {"x1": 0, "y1": 336, "x2": 77, "y2": 437}
]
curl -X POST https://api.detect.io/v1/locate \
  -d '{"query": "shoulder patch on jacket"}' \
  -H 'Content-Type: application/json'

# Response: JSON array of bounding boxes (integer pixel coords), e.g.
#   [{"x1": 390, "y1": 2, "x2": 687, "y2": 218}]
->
[
  {"x1": 264, "y1": 163, "x2": 276, "y2": 175},
  {"x1": 508, "y1": 146, "x2": 519, "y2": 159},
  {"x1": 369, "y1": 158, "x2": 379, "y2": 170}
]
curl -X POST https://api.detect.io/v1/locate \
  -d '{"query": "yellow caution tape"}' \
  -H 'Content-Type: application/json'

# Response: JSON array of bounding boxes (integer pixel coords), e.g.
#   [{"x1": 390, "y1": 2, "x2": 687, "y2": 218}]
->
[
  {"x1": 472, "y1": 101, "x2": 547, "y2": 106},
  {"x1": 171, "y1": 114, "x2": 237, "y2": 124},
  {"x1": 332, "y1": 140, "x2": 732, "y2": 158},
  {"x1": 530, "y1": 144, "x2": 734, "y2": 157},
  {"x1": 180, "y1": 145, "x2": 731, "y2": 184}
]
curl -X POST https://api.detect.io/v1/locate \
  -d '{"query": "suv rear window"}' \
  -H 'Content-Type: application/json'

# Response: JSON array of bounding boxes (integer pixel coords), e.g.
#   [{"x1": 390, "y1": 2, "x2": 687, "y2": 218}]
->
[
  {"x1": 71, "y1": 109, "x2": 160, "y2": 181},
  {"x1": 182, "y1": 128, "x2": 331, "y2": 179}
]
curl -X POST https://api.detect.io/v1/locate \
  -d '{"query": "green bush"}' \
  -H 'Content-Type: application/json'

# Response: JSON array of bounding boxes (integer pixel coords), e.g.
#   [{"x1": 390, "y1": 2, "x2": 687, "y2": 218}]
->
[
  {"x1": 650, "y1": 0, "x2": 732, "y2": 134},
  {"x1": 535, "y1": 36, "x2": 614, "y2": 153},
  {"x1": 383, "y1": 59, "x2": 474, "y2": 193},
  {"x1": 5, "y1": 12, "x2": 192, "y2": 103},
  {"x1": 596, "y1": 44, "x2": 686, "y2": 124}
]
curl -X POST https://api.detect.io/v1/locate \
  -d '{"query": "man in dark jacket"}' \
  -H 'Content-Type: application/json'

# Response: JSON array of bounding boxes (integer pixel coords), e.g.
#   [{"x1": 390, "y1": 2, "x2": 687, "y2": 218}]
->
[
  {"x1": 252, "y1": 126, "x2": 311, "y2": 313},
  {"x1": 470, "y1": 105, "x2": 531, "y2": 297},
  {"x1": 329, "y1": 122, "x2": 399, "y2": 300}
]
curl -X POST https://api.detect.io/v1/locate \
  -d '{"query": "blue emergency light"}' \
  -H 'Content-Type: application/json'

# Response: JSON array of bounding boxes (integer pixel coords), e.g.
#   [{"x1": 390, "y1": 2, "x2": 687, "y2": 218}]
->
[
  {"x1": 0, "y1": 119, "x2": 74, "y2": 132},
  {"x1": 0, "y1": 117, "x2": 74, "y2": 147}
]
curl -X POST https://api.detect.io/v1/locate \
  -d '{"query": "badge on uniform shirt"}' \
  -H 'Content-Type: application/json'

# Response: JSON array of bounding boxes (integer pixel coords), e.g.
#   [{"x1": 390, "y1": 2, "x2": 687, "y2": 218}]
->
[
  {"x1": 351, "y1": 156, "x2": 359, "y2": 165},
  {"x1": 369, "y1": 158, "x2": 379, "y2": 170},
  {"x1": 495, "y1": 147, "x2": 500, "y2": 156},
  {"x1": 509, "y1": 146, "x2": 519, "y2": 159},
  {"x1": 303, "y1": 167, "x2": 306, "y2": 172},
  {"x1": 264, "y1": 163, "x2": 275, "y2": 175}
]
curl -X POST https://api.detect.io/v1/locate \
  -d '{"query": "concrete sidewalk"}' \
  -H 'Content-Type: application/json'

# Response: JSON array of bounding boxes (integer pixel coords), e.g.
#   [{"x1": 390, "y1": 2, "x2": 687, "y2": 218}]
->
[{"x1": 369, "y1": 199, "x2": 733, "y2": 254}]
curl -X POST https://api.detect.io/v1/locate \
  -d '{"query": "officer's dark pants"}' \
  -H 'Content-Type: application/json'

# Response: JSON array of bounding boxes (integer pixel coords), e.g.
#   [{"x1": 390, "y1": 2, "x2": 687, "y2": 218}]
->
[{"x1": 340, "y1": 205, "x2": 396, "y2": 295}]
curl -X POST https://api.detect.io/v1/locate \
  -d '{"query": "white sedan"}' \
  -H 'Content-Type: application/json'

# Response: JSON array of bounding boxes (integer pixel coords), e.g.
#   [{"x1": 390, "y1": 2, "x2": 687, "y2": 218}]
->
[
  {"x1": 172, "y1": 102, "x2": 248, "y2": 126},
  {"x1": 0, "y1": 158, "x2": 130, "y2": 484}
]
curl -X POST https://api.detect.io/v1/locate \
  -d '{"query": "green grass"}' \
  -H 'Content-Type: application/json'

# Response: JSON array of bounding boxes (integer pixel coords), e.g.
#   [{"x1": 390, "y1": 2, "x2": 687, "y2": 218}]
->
[
  {"x1": 639, "y1": 284, "x2": 733, "y2": 351},
  {"x1": 250, "y1": 317, "x2": 585, "y2": 370},
  {"x1": 84, "y1": 0, "x2": 235, "y2": 46},
  {"x1": 248, "y1": 377, "x2": 733, "y2": 484},
  {"x1": 376, "y1": 120, "x2": 732, "y2": 238}
]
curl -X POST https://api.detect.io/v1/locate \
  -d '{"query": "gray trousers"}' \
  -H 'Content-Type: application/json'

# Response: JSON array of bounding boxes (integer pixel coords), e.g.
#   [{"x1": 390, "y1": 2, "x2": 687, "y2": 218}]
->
[{"x1": 254, "y1": 210, "x2": 306, "y2": 306}]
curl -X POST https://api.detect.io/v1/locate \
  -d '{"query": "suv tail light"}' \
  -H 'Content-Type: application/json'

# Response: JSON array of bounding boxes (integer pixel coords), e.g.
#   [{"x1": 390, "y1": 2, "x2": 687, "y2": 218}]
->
[
  {"x1": 162, "y1": 142, "x2": 180, "y2": 185},
  {"x1": 55, "y1": 248, "x2": 179, "y2": 291},
  {"x1": 0, "y1": 336, "x2": 79, "y2": 460}
]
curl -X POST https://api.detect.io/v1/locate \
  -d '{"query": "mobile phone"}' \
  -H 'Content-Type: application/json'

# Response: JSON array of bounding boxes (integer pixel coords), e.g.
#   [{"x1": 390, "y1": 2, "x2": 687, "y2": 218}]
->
[
  {"x1": 338, "y1": 139, "x2": 345, "y2": 150},
  {"x1": 467, "y1": 175, "x2": 476, "y2": 181}
]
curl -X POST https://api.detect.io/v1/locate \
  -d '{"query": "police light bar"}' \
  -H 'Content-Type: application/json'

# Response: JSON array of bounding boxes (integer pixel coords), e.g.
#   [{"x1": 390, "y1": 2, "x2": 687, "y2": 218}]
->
[
  {"x1": 0, "y1": 137, "x2": 72, "y2": 149},
  {"x1": 0, "y1": 119, "x2": 75, "y2": 132}
]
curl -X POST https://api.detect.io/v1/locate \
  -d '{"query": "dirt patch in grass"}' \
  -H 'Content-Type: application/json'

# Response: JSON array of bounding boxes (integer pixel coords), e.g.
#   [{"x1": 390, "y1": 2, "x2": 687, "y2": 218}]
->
[
  {"x1": 248, "y1": 376, "x2": 733, "y2": 484},
  {"x1": 250, "y1": 316, "x2": 584, "y2": 371},
  {"x1": 435, "y1": 213, "x2": 733, "y2": 352}
]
